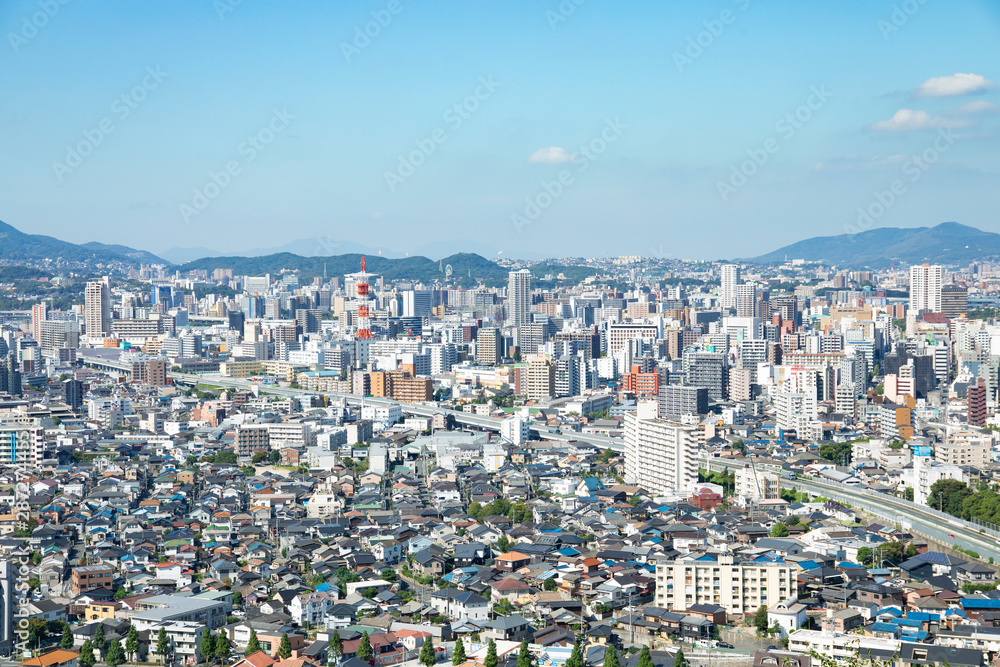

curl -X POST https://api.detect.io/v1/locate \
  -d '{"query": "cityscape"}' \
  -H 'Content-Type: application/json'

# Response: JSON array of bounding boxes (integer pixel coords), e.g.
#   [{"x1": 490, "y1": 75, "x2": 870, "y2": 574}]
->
[{"x1": 2, "y1": 4, "x2": 1000, "y2": 667}]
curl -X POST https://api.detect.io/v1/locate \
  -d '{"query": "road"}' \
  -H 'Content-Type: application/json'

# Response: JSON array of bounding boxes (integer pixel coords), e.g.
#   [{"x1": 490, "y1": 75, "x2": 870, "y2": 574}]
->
[
  {"x1": 166, "y1": 371, "x2": 624, "y2": 450},
  {"x1": 703, "y1": 457, "x2": 1000, "y2": 561}
]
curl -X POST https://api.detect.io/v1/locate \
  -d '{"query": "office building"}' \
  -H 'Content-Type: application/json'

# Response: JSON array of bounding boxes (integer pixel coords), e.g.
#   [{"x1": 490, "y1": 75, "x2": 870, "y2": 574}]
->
[
  {"x1": 63, "y1": 379, "x2": 83, "y2": 410},
  {"x1": 940, "y1": 284, "x2": 968, "y2": 319},
  {"x1": 402, "y1": 290, "x2": 432, "y2": 319},
  {"x1": 85, "y1": 279, "x2": 112, "y2": 338},
  {"x1": 623, "y1": 401, "x2": 699, "y2": 495},
  {"x1": 0, "y1": 355, "x2": 21, "y2": 396},
  {"x1": 909, "y1": 264, "x2": 943, "y2": 313}
]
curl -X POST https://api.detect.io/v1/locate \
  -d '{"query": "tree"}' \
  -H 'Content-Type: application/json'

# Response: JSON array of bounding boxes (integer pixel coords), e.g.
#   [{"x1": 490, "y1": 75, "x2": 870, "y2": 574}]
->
[
  {"x1": 79, "y1": 640, "x2": 96, "y2": 667},
  {"x1": 106, "y1": 639, "x2": 125, "y2": 667},
  {"x1": 61, "y1": 624, "x2": 74, "y2": 649},
  {"x1": 603, "y1": 647, "x2": 620, "y2": 667},
  {"x1": 673, "y1": 648, "x2": 687, "y2": 667},
  {"x1": 544, "y1": 577, "x2": 557, "y2": 591},
  {"x1": 331, "y1": 632, "x2": 344, "y2": 661},
  {"x1": 903, "y1": 487, "x2": 914, "y2": 501},
  {"x1": 233, "y1": 591, "x2": 242, "y2": 607},
  {"x1": 126, "y1": 625, "x2": 139, "y2": 662},
  {"x1": 452, "y1": 638, "x2": 466, "y2": 666},
  {"x1": 516, "y1": 641, "x2": 532, "y2": 667},
  {"x1": 497, "y1": 536, "x2": 512, "y2": 553},
  {"x1": 857, "y1": 547, "x2": 873, "y2": 566},
  {"x1": 419, "y1": 636, "x2": 437, "y2": 667},
  {"x1": 566, "y1": 643, "x2": 583, "y2": 667},
  {"x1": 818, "y1": 441, "x2": 852, "y2": 465},
  {"x1": 201, "y1": 627, "x2": 215, "y2": 662},
  {"x1": 245, "y1": 628, "x2": 261, "y2": 656},
  {"x1": 93, "y1": 622, "x2": 107, "y2": 654},
  {"x1": 252, "y1": 451, "x2": 269, "y2": 464},
  {"x1": 770, "y1": 522, "x2": 789, "y2": 537},
  {"x1": 216, "y1": 632, "x2": 231, "y2": 664},
  {"x1": 754, "y1": 605, "x2": 769, "y2": 635},
  {"x1": 381, "y1": 568, "x2": 397, "y2": 582},
  {"x1": 484, "y1": 640, "x2": 498, "y2": 667},
  {"x1": 362, "y1": 586, "x2": 378, "y2": 599},
  {"x1": 637, "y1": 646, "x2": 654, "y2": 667},
  {"x1": 157, "y1": 627, "x2": 170, "y2": 661},
  {"x1": 215, "y1": 450, "x2": 239, "y2": 465},
  {"x1": 269, "y1": 450, "x2": 281, "y2": 464},
  {"x1": 357, "y1": 632, "x2": 374, "y2": 662},
  {"x1": 278, "y1": 632, "x2": 292, "y2": 659}
]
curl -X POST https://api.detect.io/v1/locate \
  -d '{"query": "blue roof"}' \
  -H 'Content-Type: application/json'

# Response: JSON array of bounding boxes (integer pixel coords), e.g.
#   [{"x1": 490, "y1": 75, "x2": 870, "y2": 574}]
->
[
  {"x1": 875, "y1": 607, "x2": 903, "y2": 617},
  {"x1": 837, "y1": 561, "x2": 861, "y2": 568},
  {"x1": 914, "y1": 551, "x2": 952, "y2": 564},
  {"x1": 895, "y1": 618, "x2": 924, "y2": 628},
  {"x1": 796, "y1": 560, "x2": 819, "y2": 571},
  {"x1": 906, "y1": 612, "x2": 939, "y2": 622},
  {"x1": 871, "y1": 622, "x2": 898, "y2": 633},
  {"x1": 555, "y1": 548, "x2": 580, "y2": 557},
  {"x1": 960, "y1": 599, "x2": 1000, "y2": 609}
]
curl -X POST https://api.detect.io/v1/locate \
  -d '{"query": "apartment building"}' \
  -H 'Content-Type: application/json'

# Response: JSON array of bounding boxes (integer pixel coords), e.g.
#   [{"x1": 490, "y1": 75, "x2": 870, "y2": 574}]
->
[
  {"x1": 0, "y1": 425, "x2": 44, "y2": 466},
  {"x1": 623, "y1": 401, "x2": 699, "y2": 495},
  {"x1": 655, "y1": 552, "x2": 797, "y2": 615}
]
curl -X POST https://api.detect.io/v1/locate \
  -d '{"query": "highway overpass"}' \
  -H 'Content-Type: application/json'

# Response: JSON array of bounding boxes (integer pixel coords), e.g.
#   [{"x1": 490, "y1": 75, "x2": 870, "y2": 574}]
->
[
  {"x1": 703, "y1": 456, "x2": 1000, "y2": 562},
  {"x1": 168, "y1": 371, "x2": 624, "y2": 450}
]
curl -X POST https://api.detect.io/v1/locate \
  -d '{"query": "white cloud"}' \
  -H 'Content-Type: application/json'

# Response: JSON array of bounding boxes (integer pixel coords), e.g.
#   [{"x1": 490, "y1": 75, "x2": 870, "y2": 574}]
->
[
  {"x1": 913, "y1": 73, "x2": 996, "y2": 97},
  {"x1": 870, "y1": 109, "x2": 964, "y2": 131},
  {"x1": 528, "y1": 146, "x2": 575, "y2": 164},
  {"x1": 958, "y1": 100, "x2": 1000, "y2": 114}
]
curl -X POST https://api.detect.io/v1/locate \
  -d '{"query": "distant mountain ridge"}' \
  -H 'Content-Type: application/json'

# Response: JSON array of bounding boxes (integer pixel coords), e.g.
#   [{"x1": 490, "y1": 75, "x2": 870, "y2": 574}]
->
[
  {"x1": 0, "y1": 220, "x2": 168, "y2": 266},
  {"x1": 177, "y1": 251, "x2": 512, "y2": 287},
  {"x1": 746, "y1": 222, "x2": 1000, "y2": 267}
]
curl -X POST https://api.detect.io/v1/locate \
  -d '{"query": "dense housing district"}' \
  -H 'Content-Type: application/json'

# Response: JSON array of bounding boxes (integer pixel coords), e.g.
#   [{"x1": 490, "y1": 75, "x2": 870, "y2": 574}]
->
[{"x1": 2, "y1": 256, "x2": 1000, "y2": 667}]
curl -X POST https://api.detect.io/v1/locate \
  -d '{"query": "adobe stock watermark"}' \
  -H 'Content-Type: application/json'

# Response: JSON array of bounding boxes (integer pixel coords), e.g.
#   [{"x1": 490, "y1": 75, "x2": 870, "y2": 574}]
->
[
  {"x1": 845, "y1": 126, "x2": 957, "y2": 234},
  {"x1": 341, "y1": 0, "x2": 405, "y2": 63},
  {"x1": 178, "y1": 107, "x2": 294, "y2": 223},
  {"x1": 8, "y1": 0, "x2": 71, "y2": 53},
  {"x1": 511, "y1": 117, "x2": 627, "y2": 234},
  {"x1": 546, "y1": 0, "x2": 586, "y2": 30},
  {"x1": 52, "y1": 66, "x2": 168, "y2": 183},
  {"x1": 673, "y1": 0, "x2": 751, "y2": 73},
  {"x1": 716, "y1": 85, "x2": 833, "y2": 203},
  {"x1": 878, "y1": 0, "x2": 929, "y2": 40},
  {"x1": 214, "y1": 0, "x2": 242, "y2": 21},
  {"x1": 384, "y1": 76, "x2": 501, "y2": 192}
]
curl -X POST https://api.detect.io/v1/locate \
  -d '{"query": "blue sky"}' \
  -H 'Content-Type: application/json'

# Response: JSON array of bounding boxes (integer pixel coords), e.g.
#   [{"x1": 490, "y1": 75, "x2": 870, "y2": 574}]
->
[{"x1": 1, "y1": 0, "x2": 998, "y2": 261}]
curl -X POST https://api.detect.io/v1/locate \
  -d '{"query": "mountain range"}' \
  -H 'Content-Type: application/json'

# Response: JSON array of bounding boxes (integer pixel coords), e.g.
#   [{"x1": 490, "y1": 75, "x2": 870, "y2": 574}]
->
[
  {"x1": 2, "y1": 219, "x2": 998, "y2": 272},
  {"x1": 0, "y1": 220, "x2": 166, "y2": 266},
  {"x1": 747, "y1": 222, "x2": 1000, "y2": 267}
]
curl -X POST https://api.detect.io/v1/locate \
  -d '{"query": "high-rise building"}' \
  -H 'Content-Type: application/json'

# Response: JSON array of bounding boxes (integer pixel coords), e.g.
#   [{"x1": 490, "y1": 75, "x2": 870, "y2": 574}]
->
[
  {"x1": 85, "y1": 278, "x2": 112, "y2": 339},
  {"x1": 506, "y1": 269, "x2": 531, "y2": 331},
  {"x1": 720, "y1": 264, "x2": 740, "y2": 310},
  {"x1": 63, "y1": 378, "x2": 83, "y2": 410},
  {"x1": 476, "y1": 327, "x2": 502, "y2": 366},
  {"x1": 402, "y1": 290, "x2": 432, "y2": 319},
  {"x1": 624, "y1": 401, "x2": 699, "y2": 495},
  {"x1": 526, "y1": 356, "x2": 554, "y2": 401},
  {"x1": 735, "y1": 283, "x2": 756, "y2": 317},
  {"x1": 31, "y1": 302, "x2": 47, "y2": 342},
  {"x1": 909, "y1": 264, "x2": 943, "y2": 313},
  {"x1": 941, "y1": 284, "x2": 968, "y2": 319},
  {"x1": 657, "y1": 384, "x2": 709, "y2": 419},
  {"x1": 0, "y1": 355, "x2": 21, "y2": 396},
  {"x1": 969, "y1": 378, "x2": 987, "y2": 427}
]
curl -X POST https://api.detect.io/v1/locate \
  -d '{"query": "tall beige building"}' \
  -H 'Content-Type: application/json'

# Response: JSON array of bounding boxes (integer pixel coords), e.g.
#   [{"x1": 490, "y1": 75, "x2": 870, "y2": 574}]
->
[
  {"x1": 85, "y1": 279, "x2": 111, "y2": 339},
  {"x1": 655, "y1": 552, "x2": 797, "y2": 614},
  {"x1": 476, "y1": 327, "x2": 502, "y2": 366},
  {"x1": 526, "y1": 356, "x2": 554, "y2": 401}
]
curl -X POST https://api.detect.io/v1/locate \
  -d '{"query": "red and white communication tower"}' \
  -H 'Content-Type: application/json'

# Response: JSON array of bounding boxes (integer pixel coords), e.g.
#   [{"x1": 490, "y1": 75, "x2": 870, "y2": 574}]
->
[{"x1": 356, "y1": 256, "x2": 373, "y2": 340}]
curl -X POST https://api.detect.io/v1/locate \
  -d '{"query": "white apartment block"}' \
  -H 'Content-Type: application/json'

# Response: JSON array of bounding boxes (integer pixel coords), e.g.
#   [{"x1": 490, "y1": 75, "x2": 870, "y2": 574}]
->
[
  {"x1": 909, "y1": 264, "x2": 943, "y2": 313},
  {"x1": 655, "y1": 552, "x2": 797, "y2": 615},
  {"x1": 623, "y1": 401, "x2": 699, "y2": 495}
]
